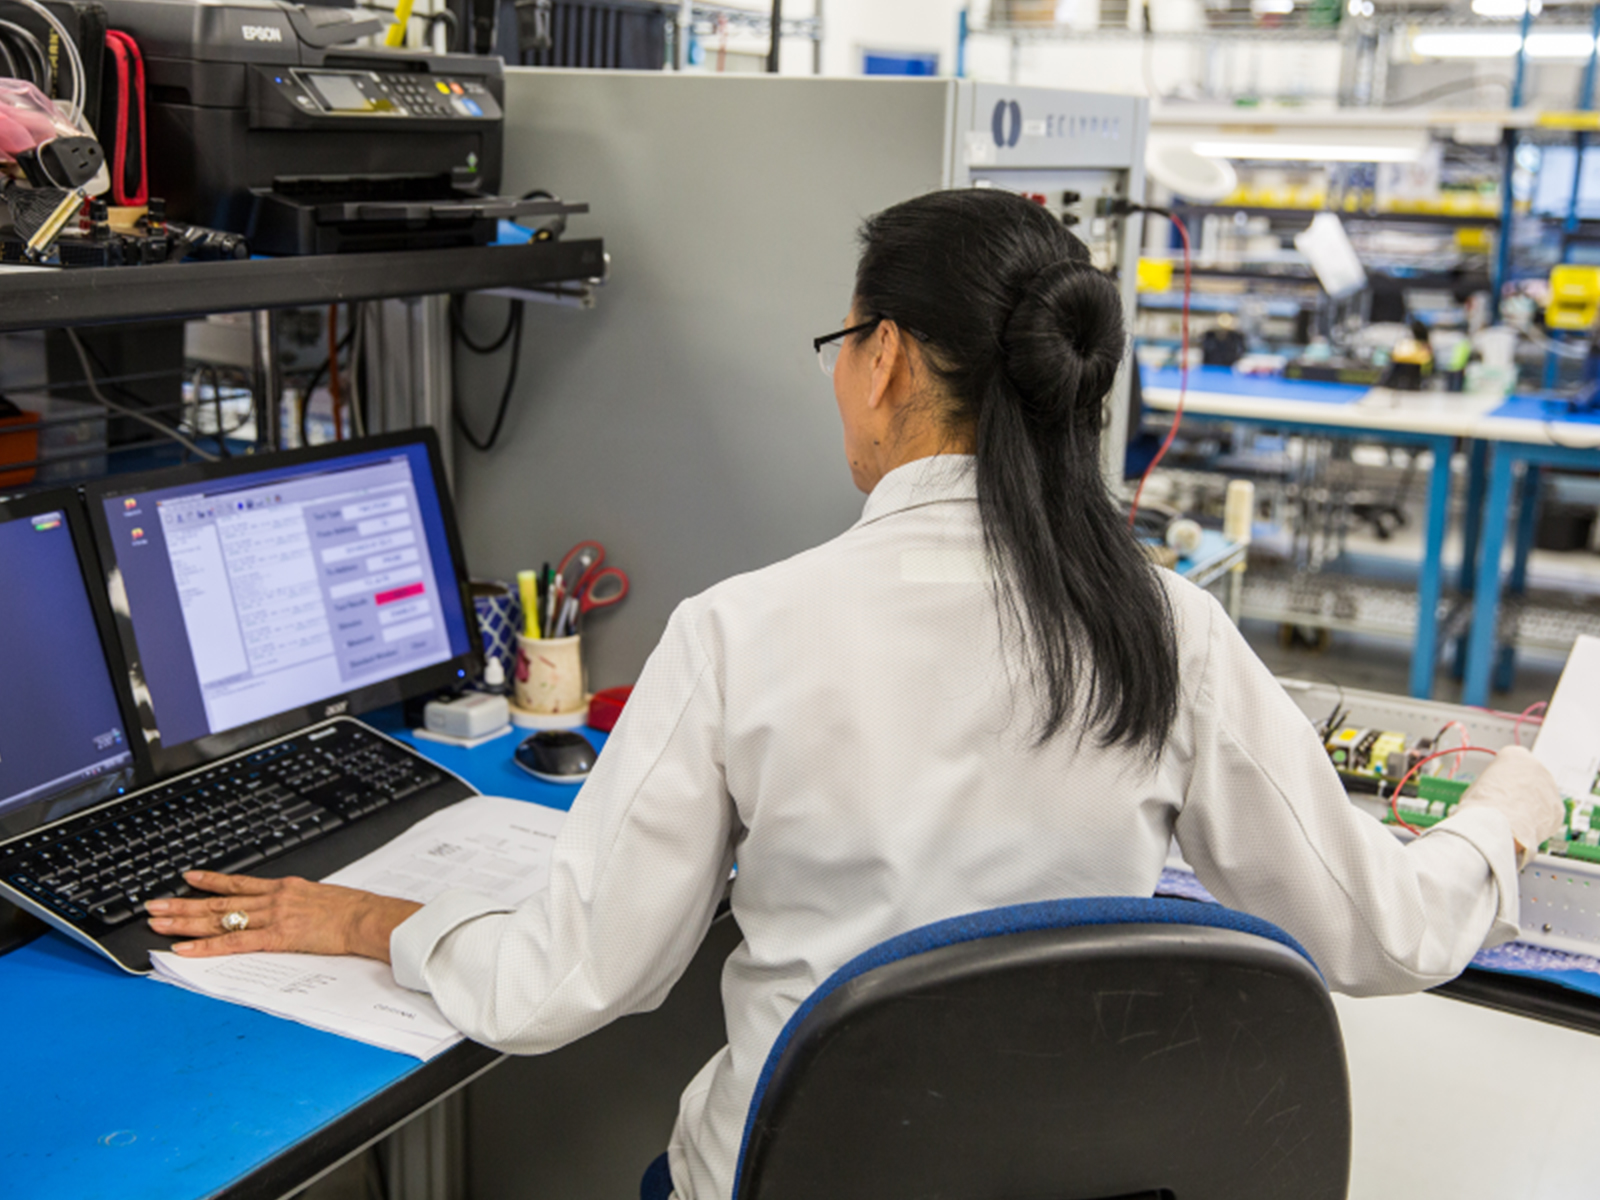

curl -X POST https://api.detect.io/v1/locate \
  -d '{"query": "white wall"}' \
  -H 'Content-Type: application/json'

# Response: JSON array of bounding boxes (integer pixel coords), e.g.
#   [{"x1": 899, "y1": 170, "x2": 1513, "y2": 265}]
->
[
  {"x1": 815, "y1": 0, "x2": 971, "y2": 77},
  {"x1": 805, "y1": 0, "x2": 1343, "y2": 102}
]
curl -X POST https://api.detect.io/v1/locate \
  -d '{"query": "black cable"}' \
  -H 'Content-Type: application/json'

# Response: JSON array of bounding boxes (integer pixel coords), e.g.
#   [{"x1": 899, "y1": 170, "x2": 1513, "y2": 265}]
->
[
  {"x1": 425, "y1": 8, "x2": 458, "y2": 51},
  {"x1": 449, "y1": 293, "x2": 520, "y2": 354},
  {"x1": 453, "y1": 300, "x2": 525, "y2": 453},
  {"x1": 206, "y1": 364, "x2": 231, "y2": 457}
]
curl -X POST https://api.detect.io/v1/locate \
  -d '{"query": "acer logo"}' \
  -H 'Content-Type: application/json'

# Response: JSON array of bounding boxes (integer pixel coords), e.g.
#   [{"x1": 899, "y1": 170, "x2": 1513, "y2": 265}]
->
[
  {"x1": 242, "y1": 24, "x2": 283, "y2": 41},
  {"x1": 324, "y1": 700, "x2": 349, "y2": 717}
]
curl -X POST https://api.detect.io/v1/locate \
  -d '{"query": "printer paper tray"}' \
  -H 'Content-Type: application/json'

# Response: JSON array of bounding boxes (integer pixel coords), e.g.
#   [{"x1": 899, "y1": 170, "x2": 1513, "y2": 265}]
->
[
  {"x1": 328, "y1": 197, "x2": 585, "y2": 223},
  {"x1": 247, "y1": 192, "x2": 589, "y2": 256}
]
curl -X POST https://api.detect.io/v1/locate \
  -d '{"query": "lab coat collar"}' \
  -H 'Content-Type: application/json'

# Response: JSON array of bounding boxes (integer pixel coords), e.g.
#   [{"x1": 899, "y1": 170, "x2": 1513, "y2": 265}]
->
[{"x1": 855, "y1": 454, "x2": 978, "y2": 529}]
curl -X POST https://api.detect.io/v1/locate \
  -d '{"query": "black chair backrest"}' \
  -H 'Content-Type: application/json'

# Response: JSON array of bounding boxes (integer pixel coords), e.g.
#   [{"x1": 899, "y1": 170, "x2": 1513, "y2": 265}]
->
[{"x1": 734, "y1": 897, "x2": 1350, "y2": 1200}]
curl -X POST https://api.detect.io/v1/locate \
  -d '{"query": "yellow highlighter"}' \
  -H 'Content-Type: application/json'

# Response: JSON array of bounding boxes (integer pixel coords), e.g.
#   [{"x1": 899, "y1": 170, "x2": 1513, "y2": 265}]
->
[{"x1": 517, "y1": 570, "x2": 541, "y2": 639}]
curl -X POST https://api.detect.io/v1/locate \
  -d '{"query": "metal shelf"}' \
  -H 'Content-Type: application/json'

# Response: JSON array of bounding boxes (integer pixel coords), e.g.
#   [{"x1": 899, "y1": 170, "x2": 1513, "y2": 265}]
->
[
  {"x1": 1501, "y1": 589, "x2": 1600, "y2": 654},
  {"x1": 0, "y1": 238, "x2": 606, "y2": 332},
  {"x1": 1241, "y1": 570, "x2": 1438, "y2": 641},
  {"x1": 1172, "y1": 204, "x2": 1501, "y2": 229},
  {"x1": 1242, "y1": 568, "x2": 1600, "y2": 657}
]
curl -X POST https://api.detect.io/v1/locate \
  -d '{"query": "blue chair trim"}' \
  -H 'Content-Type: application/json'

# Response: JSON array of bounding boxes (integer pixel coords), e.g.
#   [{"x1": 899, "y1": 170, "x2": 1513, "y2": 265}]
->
[
  {"x1": 640, "y1": 1151, "x2": 674, "y2": 1200},
  {"x1": 731, "y1": 895, "x2": 1317, "y2": 1199}
]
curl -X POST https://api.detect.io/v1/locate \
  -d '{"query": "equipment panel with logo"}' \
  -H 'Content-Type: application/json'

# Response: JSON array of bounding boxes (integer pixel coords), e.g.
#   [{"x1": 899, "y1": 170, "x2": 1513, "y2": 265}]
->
[{"x1": 960, "y1": 83, "x2": 1145, "y2": 172}]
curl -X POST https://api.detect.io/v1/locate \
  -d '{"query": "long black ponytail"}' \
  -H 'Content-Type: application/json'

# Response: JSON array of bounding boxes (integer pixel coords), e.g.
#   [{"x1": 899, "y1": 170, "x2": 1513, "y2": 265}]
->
[{"x1": 854, "y1": 189, "x2": 1179, "y2": 755}]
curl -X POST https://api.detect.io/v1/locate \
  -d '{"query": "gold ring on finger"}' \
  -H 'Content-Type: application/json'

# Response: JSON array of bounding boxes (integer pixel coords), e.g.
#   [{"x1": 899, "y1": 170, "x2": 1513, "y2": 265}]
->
[{"x1": 221, "y1": 910, "x2": 250, "y2": 933}]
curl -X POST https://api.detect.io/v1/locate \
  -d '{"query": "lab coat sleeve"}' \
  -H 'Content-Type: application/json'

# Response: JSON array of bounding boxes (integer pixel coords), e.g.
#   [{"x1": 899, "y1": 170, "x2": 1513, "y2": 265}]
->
[
  {"x1": 389, "y1": 600, "x2": 739, "y2": 1052},
  {"x1": 1173, "y1": 596, "x2": 1520, "y2": 996}
]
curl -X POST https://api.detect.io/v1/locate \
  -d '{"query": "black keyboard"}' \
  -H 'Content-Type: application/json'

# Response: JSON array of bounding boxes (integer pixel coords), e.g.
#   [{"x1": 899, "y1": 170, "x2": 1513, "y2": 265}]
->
[{"x1": 0, "y1": 723, "x2": 442, "y2": 930}]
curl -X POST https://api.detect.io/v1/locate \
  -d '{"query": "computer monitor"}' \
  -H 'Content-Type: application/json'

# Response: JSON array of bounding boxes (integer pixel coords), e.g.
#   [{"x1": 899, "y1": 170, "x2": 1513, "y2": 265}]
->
[
  {"x1": 84, "y1": 431, "x2": 481, "y2": 777},
  {"x1": 1532, "y1": 144, "x2": 1600, "y2": 222},
  {"x1": 0, "y1": 490, "x2": 139, "y2": 841}
]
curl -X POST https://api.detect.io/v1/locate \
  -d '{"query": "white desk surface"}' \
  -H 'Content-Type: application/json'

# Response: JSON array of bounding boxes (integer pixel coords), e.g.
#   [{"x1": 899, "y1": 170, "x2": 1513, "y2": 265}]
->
[
  {"x1": 1337, "y1": 991, "x2": 1600, "y2": 1198},
  {"x1": 1141, "y1": 365, "x2": 1600, "y2": 450}
]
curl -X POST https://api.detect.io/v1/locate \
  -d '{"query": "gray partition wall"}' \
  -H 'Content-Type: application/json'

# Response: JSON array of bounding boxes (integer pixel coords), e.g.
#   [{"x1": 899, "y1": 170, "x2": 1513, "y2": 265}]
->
[
  {"x1": 456, "y1": 71, "x2": 1146, "y2": 688},
  {"x1": 453, "y1": 72, "x2": 948, "y2": 686}
]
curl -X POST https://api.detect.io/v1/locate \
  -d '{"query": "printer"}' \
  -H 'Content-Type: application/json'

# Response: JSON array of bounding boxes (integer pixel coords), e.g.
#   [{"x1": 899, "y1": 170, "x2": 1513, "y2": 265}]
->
[{"x1": 94, "y1": 0, "x2": 564, "y2": 254}]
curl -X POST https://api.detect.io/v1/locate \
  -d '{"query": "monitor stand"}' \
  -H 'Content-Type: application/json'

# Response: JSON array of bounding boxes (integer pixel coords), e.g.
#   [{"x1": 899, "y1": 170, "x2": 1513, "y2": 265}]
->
[{"x1": 0, "y1": 899, "x2": 46, "y2": 957}]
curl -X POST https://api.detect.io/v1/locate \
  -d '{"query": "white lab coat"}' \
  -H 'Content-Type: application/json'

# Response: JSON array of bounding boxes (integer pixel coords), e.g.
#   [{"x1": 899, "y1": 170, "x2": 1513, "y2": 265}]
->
[{"x1": 391, "y1": 454, "x2": 1519, "y2": 1200}]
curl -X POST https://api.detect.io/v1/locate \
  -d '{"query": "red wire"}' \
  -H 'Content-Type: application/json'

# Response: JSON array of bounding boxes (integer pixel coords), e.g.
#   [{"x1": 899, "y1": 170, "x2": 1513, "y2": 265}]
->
[
  {"x1": 1387, "y1": 745, "x2": 1499, "y2": 835},
  {"x1": 1130, "y1": 213, "x2": 1191, "y2": 527},
  {"x1": 1439, "y1": 720, "x2": 1468, "y2": 778},
  {"x1": 1513, "y1": 700, "x2": 1547, "y2": 746}
]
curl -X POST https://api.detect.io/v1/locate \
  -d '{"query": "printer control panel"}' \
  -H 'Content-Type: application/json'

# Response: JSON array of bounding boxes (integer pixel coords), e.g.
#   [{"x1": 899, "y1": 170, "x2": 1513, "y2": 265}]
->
[{"x1": 266, "y1": 68, "x2": 501, "y2": 121}]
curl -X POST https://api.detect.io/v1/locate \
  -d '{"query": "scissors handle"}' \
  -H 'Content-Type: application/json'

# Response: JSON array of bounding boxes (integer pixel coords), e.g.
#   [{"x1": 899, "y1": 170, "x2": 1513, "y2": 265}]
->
[
  {"x1": 557, "y1": 540, "x2": 606, "y2": 592},
  {"x1": 579, "y1": 567, "x2": 630, "y2": 614}
]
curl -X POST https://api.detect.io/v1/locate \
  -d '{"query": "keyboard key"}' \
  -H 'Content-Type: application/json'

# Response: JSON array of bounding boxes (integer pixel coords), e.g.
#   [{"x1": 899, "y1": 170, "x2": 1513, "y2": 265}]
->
[
  {"x1": 209, "y1": 846, "x2": 265, "y2": 875},
  {"x1": 92, "y1": 903, "x2": 134, "y2": 926}
]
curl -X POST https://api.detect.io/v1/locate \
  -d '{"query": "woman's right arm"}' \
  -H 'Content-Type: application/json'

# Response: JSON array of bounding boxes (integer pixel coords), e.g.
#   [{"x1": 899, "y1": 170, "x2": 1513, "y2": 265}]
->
[{"x1": 1172, "y1": 596, "x2": 1555, "y2": 996}]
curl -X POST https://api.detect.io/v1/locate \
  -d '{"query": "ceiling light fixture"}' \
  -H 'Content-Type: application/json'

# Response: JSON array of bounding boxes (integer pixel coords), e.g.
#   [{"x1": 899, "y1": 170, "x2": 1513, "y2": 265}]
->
[
  {"x1": 1471, "y1": 0, "x2": 1542, "y2": 17},
  {"x1": 1192, "y1": 140, "x2": 1424, "y2": 163},
  {"x1": 1411, "y1": 29, "x2": 1599, "y2": 58}
]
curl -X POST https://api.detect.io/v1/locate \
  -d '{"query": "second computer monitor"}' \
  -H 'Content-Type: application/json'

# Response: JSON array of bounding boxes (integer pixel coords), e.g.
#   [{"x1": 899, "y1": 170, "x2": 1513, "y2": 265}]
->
[{"x1": 0, "y1": 491, "x2": 138, "y2": 839}]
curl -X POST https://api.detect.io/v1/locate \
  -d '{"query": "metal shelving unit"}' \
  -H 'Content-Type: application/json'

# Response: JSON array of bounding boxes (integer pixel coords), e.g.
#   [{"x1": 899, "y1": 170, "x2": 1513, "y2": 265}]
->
[
  {"x1": 669, "y1": 1, "x2": 823, "y2": 71},
  {"x1": 0, "y1": 239, "x2": 606, "y2": 333},
  {"x1": 0, "y1": 236, "x2": 607, "y2": 485}
]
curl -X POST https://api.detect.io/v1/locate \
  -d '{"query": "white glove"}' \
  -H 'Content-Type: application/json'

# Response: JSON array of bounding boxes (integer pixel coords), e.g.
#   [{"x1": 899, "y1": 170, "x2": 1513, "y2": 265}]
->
[{"x1": 1455, "y1": 744, "x2": 1565, "y2": 869}]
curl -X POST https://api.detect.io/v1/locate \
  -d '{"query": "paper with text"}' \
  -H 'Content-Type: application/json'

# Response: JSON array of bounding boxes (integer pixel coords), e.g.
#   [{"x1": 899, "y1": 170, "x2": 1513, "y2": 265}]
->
[
  {"x1": 149, "y1": 796, "x2": 567, "y2": 1059},
  {"x1": 1533, "y1": 634, "x2": 1600, "y2": 804}
]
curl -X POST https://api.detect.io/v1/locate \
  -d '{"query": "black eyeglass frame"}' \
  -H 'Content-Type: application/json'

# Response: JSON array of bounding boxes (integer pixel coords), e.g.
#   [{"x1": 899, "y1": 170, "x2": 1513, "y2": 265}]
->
[{"x1": 812, "y1": 317, "x2": 932, "y2": 355}]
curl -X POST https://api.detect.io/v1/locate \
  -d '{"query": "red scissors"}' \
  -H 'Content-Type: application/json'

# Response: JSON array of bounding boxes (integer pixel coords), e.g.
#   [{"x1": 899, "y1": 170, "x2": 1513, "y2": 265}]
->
[
  {"x1": 576, "y1": 566, "x2": 629, "y2": 617},
  {"x1": 553, "y1": 541, "x2": 630, "y2": 634},
  {"x1": 556, "y1": 540, "x2": 606, "y2": 594}
]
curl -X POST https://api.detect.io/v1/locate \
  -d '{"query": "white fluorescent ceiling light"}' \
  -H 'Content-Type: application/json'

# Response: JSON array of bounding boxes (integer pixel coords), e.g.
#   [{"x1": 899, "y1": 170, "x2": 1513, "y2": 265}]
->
[
  {"x1": 1412, "y1": 29, "x2": 1598, "y2": 58},
  {"x1": 1471, "y1": 0, "x2": 1541, "y2": 16},
  {"x1": 1193, "y1": 140, "x2": 1424, "y2": 162}
]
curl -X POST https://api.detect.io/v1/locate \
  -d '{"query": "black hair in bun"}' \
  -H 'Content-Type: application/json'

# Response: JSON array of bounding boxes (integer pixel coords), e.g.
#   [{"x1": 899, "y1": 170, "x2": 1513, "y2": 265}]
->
[
  {"x1": 853, "y1": 188, "x2": 1177, "y2": 754},
  {"x1": 1001, "y1": 257, "x2": 1127, "y2": 433}
]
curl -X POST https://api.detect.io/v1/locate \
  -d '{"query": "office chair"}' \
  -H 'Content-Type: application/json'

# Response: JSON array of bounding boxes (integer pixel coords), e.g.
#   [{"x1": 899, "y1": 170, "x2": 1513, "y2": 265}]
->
[{"x1": 732, "y1": 896, "x2": 1351, "y2": 1200}]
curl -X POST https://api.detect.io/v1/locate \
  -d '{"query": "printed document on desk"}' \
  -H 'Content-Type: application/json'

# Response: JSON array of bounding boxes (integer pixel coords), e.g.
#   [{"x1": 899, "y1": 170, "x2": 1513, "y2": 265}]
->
[
  {"x1": 1533, "y1": 634, "x2": 1600, "y2": 802},
  {"x1": 148, "y1": 796, "x2": 567, "y2": 1059}
]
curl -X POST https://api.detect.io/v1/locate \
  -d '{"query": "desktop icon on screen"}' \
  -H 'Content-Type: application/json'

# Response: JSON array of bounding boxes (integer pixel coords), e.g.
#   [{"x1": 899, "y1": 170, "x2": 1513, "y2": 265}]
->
[{"x1": 130, "y1": 527, "x2": 143, "y2": 540}]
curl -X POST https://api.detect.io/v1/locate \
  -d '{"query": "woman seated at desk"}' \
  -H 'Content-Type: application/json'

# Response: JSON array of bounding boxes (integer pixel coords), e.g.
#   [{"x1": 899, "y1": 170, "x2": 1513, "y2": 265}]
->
[{"x1": 146, "y1": 189, "x2": 1562, "y2": 1200}]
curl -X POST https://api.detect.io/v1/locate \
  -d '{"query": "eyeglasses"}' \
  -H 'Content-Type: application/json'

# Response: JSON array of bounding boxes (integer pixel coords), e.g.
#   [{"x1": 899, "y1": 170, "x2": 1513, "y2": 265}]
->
[
  {"x1": 814, "y1": 319, "x2": 881, "y2": 377},
  {"x1": 813, "y1": 318, "x2": 931, "y2": 377}
]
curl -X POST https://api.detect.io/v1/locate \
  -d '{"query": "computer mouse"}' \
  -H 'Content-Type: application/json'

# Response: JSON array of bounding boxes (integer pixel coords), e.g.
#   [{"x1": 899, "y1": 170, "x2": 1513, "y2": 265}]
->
[{"x1": 514, "y1": 730, "x2": 597, "y2": 784}]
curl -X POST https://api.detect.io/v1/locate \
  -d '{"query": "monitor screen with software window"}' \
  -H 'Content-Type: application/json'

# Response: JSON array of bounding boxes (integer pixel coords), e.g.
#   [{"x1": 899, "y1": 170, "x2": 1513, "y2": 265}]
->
[
  {"x1": 0, "y1": 494, "x2": 137, "y2": 838},
  {"x1": 86, "y1": 432, "x2": 479, "y2": 777},
  {"x1": 1532, "y1": 144, "x2": 1600, "y2": 221}
]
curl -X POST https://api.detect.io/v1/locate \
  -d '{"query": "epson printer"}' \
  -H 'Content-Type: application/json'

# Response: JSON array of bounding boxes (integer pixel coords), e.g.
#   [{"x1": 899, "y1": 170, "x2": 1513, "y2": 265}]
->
[{"x1": 95, "y1": 0, "x2": 568, "y2": 253}]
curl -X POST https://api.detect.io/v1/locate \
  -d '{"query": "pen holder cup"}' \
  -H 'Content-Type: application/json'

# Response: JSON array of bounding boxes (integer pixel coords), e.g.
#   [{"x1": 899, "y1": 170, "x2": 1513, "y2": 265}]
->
[
  {"x1": 514, "y1": 634, "x2": 585, "y2": 716},
  {"x1": 471, "y1": 580, "x2": 521, "y2": 690}
]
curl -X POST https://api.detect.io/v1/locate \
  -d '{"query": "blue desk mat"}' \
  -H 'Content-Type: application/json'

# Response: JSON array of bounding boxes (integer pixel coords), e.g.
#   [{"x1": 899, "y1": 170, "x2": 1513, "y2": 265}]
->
[
  {"x1": 1156, "y1": 867, "x2": 1600, "y2": 998},
  {"x1": 0, "y1": 710, "x2": 599, "y2": 1200},
  {"x1": 1173, "y1": 529, "x2": 1238, "y2": 578},
  {"x1": 1486, "y1": 392, "x2": 1600, "y2": 428},
  {"x1": 1140, "y1": 364, "x2": 1372, "y2": 405}
]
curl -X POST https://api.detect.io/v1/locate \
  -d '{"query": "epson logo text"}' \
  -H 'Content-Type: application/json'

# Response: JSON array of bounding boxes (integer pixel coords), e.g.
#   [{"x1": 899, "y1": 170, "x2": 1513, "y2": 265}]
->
[{"x1": 242, "y1": 24, "x2": 283, "y2": 42}]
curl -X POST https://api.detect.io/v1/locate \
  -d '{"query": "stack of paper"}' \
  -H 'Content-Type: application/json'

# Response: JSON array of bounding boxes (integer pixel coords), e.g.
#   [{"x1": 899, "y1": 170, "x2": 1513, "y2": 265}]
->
[{"x1": 149, "y1": 795, "x2": 567, "y2": 1060}]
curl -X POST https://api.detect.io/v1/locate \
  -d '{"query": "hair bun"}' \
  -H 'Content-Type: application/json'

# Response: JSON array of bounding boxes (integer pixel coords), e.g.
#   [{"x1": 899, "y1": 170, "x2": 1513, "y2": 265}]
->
[{"x1": 1000, "y1": 258, "x2": 1126, "y2": 428}]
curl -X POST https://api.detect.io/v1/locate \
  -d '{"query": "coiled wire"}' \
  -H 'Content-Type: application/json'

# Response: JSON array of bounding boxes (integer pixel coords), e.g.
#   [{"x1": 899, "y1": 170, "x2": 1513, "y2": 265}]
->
[{"x1": 0, "y1": 0, "x2": 85, "y2": 126}]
